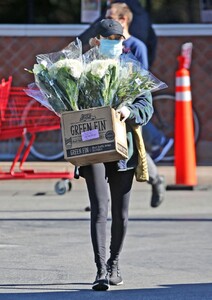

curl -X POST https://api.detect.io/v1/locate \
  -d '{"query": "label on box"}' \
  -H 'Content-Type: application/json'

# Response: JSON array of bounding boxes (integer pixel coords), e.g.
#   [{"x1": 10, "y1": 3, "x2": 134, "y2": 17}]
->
[
  {"x1": 66, "y1": 142, "x2": 115, "y2": 157},
  {"x1": 81, "y1": 129, "x2": 99, "y2": 141}
]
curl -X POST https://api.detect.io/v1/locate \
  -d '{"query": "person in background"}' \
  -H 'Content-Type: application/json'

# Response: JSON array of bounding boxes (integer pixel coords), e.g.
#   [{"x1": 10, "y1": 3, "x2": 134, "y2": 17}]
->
[
  {"x1": 107, "y1": 0, "x2": 157, "y2": 67},
  {"x1": 79, "y1": 0, "x2": 174, "y2": 164},
  {"x1": 80, "y1": 0, "x2": 156, "y2": 67},
  {"x1": 77, "y1": 19, "x2": 153, "y2": 291},
  {"x1": 109, "y1": 0, "x2": 174, "y2": 163}
]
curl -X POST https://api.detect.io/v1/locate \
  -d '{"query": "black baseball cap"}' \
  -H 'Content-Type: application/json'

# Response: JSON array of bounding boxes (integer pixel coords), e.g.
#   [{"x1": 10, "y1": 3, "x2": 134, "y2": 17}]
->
[{"x1": 93, "y1": 19, "x2": 125, "y2": 38}]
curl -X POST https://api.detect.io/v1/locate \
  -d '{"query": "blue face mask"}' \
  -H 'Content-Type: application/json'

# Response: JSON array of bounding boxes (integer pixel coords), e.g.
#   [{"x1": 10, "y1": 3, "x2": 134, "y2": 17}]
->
[{"x1": 99, "y1": 39, "x2": 123, "y2": 58}]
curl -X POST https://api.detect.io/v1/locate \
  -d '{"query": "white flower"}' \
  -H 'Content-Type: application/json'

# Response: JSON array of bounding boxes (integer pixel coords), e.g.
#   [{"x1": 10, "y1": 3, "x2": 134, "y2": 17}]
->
[
  {"x1": 85, "y1": 59, "x2": 119, "y2": 79},
  {"x1": 40, "y1": 60, "x2": 48, "y2": 68},
  {"x1": 49, "y1": 58, "x2": 83, "y2": 79},
  {"x1": 32, "y1": 60, "x2": 48, "y2": 74},
  {"x1": 32, "y1": 63, "x2": 43, "y2": 74}
]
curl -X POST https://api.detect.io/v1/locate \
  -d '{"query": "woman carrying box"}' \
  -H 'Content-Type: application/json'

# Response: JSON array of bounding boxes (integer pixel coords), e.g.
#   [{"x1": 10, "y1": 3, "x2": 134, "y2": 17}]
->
[{"x1": 77, "y1": 19, "x2": 153, "y2": 291}]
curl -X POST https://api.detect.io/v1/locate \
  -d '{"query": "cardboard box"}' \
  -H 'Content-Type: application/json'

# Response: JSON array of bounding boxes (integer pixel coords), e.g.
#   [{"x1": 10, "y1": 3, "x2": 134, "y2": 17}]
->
[{"x1": 61, "y1": 106, "x2": 128, "y2": 166}]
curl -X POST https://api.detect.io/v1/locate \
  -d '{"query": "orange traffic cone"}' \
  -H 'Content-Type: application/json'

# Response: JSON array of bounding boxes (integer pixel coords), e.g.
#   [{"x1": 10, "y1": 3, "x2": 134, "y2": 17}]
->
[{"x1": 174, "y1": 56, "x2": 197, "y2": 187}]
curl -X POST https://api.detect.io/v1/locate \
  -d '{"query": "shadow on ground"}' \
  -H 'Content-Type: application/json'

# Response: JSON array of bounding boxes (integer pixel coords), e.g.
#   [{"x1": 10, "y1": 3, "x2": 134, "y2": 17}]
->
[{"x1": 0, "y1": 282, "x2": 211, "y2": 300}]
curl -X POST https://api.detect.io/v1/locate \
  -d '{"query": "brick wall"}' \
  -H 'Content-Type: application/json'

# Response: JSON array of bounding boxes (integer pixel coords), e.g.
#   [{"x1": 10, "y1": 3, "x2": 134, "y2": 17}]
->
[{"x1": 0, "y1": 34, "x2": 211, "y2": 164}]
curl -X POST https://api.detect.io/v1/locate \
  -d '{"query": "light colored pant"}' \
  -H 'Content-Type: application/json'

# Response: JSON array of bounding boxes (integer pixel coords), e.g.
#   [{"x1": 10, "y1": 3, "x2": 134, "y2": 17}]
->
[{"x1": 143, "y1": 122, "x2": 164, "y2": 151}]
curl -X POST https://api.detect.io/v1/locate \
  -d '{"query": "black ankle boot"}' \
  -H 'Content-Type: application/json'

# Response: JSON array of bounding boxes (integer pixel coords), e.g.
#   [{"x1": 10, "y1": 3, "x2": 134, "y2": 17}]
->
[
  {"x1": 107, "y1": 259, "x2": 123, "y2": 286},
  {"x1": 150, "y1": 175, "x2": 165, "y2": 208},
  {"x1": 92, "y1": 267, "x2": 109, "y2": 291}
]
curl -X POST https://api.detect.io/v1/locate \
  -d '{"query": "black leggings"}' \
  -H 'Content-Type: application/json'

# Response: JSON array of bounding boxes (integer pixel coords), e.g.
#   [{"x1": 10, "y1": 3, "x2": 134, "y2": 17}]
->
[{"x1": 81, "y1": 162, "x2": 135, "y2": 270}]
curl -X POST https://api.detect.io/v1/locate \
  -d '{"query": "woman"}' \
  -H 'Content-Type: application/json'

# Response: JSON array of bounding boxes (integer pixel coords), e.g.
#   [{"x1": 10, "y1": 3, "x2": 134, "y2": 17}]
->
[{"x1": 78, "y1": 19, "x2": 153, "y2": 291}]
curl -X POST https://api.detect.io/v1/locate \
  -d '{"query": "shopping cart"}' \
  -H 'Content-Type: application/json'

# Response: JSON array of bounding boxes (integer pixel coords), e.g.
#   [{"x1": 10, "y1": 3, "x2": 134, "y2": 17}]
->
[
  {"x1": 0, "y1": 76, "x2": 12, "y2": 123},
  {"x1": 0, "y1": 78, "x2": 74, "y2": 195}
]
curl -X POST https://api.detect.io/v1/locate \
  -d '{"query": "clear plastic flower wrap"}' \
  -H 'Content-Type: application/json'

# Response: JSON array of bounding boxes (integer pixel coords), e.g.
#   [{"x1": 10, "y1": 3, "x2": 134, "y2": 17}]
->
[
  {"x1": 25, "y1": 38, "x2": 83, "y2": 114},
  {"x1": 25, "y1": 82, "x2": 65, "y2": 117},
  {"x1": 113, "y1": 53, "x2": 168, "y2": 108},
  {"x1": 78, "y1": 46, "x2": 120, "y2": 109}
]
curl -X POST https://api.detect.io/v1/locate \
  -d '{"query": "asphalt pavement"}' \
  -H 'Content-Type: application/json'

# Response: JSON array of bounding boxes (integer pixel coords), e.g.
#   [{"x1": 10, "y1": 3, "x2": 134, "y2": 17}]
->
[{"x1": 0, "y1": 163, "x2": 212, "y2": 300}]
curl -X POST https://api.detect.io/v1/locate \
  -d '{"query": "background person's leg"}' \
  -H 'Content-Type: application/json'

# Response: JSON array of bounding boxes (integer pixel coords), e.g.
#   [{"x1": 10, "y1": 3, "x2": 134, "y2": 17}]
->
[
  {"x1": 143, "y1": 122, "x2": 174, "y2": 162},
  {"x1": 146, "y1": 153, "x2": 165, "y2": 208},
  {"x1": 142, "y1": 122, "x2": 164, "y2": 151}
]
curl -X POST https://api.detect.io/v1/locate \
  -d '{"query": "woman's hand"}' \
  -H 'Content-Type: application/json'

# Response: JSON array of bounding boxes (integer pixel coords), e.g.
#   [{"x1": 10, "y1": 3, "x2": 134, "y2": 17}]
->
[
  {"x1": 116, "y1": 106, "x2": 131, "y2": 122},
  {"x1": 89, "y1": 37, "x2": 100, "y2": 48}
]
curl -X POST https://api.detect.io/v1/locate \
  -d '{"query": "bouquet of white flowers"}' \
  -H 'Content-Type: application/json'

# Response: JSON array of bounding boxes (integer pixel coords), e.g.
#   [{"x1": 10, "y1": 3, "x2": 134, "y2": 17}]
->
[
  {"x1": 48, "y1": 57, "x2": 83, "y2": 111},
  {"x1": 114, "y1": 53, "x2": 167, "y2": 108},
  {"x1": 25, "y1": 39, "x2": 83, "y2": 115},
  {"x1": 79, "y1": 61, "x2": 119, "y2": 109},
  {"x1": 26, "y1": 39, "x2": 167, "y2": 116},
  {"x1": 79, "y1": 47, "x2": 167, "y2": 109},
  {"x1": 77, "y1": 46, "x2": 119, "y2": 109}
]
